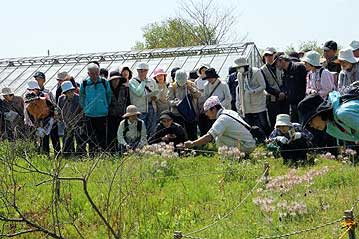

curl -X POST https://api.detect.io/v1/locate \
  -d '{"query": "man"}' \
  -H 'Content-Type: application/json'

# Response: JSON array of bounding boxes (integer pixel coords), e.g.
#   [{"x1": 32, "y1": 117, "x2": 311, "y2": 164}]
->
[
  {"x1": 1, "y1": 87, "x2": 25, "y2": 141},
  {"x1": 199, "y1": 67, "x2": 232, "y2": 135},
  {"x1": 260, "y1": 49, "x2": 288, "y2": 129},
  {"x1": 322, "y1": 40, "x2": 341, "y2": 74},
  {"x1": 58, "y1": 81, "x2": 85, "y2": 157},
  {"x1": 235, "y1": 57, "x2": 271, "y2": 135},
  {"x1": 24, "y1": 92, "x2": 59, "y2": 155},
  {"x1": 349, "y1": 40, "x2": 359, "y2": 59},
  {"x1": 31, "y1": 74, "x2": 61, "y2": 153},
  {"x1": 33, "y1": 71, "x2": 55, "y2": 103},
  {"x1": 129, "y1": 62, "x2": 159, "y2": 136},
  {"x1": 184, "y1": 96, "x2": 255, "y2": 153},
  {"x1": 117, "y1": 105, "x2": 147, "y2": 153},
  {"x1": 276, "y1": 54, "x2": 307, "y2": 123},
  {"x1": 79, "y1": 63, "x2": 112, "y2": 154},
  {"x1": 149, "y1": 111, "x2": 186, "y2": 146}
]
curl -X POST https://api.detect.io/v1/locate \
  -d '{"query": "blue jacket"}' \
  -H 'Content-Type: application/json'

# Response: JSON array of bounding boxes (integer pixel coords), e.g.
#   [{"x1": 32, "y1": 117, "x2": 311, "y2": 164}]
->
[
  {"x1": 79, "y1": 77, "x2": 112, "y2": 117},
  {"x1": 326, "y1": 91, "x2": 359, "y2": 142}
]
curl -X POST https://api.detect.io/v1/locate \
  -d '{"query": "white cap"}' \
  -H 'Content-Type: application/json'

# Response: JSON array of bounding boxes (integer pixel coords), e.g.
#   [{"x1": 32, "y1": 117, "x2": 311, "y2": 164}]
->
[
  {"x1": 350, "y1": 40, "x2": 359, "y2": 51},
  {"x1": 27, "y1": 79, "x2": 40, "y2": 90},
  {"x1": 263, "y1": 47, "x2": 277, "y2": 55},
  {"x1": 136, "y1": 62, "x2": 149, "y2": 70},
  {"x1": 61, "y1": 81, "x2": 75, "y2": 93}
]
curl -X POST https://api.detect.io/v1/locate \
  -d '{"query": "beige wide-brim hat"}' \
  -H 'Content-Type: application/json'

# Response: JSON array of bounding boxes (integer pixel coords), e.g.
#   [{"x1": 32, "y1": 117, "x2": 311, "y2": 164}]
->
[
  {"x1": 275, "y1": 114, "x2": 292, "y2": 128},
  {"x1": 123, "y1": 105, "x2": 141, "y2": 118},
  {"x1": 233, "y1": 57, "x2": 249, "y2": 68},
  {"x1": 1, "y1": 87, "x2": 14, "y2": 96}
]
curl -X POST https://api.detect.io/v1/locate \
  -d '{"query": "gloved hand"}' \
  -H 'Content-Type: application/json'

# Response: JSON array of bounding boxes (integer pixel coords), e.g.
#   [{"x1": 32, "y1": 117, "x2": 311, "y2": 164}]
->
[
  {"x1": 275, "y1": 136, "x2": 289, "y2": 144},
  {"x1": 293, "y1": 132, "x2": 302, "y2": 140},
  {"x1": 36, "y1": 127, "x2": 46, "y2": 138}
]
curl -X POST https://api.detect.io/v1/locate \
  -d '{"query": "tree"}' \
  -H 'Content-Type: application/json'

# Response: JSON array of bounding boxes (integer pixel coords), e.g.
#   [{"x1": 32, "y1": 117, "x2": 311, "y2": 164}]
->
[
  {"x1": 285, "y1": 41, "x2": 324, "y2": 55},
  {"x1": 134, "y1": 18, "x2": 201, "y2": 50},
  {"x1": 134, "y1": 0, "x2": 239, "y2": 49},
  {"x1": 178, "y1": 0, "x2": 237, "y2": 45}
]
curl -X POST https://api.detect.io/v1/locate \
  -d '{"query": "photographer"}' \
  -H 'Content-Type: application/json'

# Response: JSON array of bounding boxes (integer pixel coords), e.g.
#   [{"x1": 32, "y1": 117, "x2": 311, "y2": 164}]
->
[{"x1": 107, "y1": 70, "x2": 131, "y2": 151}]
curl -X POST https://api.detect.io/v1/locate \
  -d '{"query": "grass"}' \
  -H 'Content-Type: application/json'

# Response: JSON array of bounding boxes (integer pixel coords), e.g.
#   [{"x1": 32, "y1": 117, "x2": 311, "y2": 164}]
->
[{"x1": 0, "y1": 142, "x2": 358, "y2": 239}]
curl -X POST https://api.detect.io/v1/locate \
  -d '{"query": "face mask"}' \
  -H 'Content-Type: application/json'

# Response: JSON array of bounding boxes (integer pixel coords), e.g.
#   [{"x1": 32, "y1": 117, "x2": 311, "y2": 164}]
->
[
  {"x1": 177, "y1": 78, "x2": 186, "y2": 87},
  {"x1": 238, "y1": 67, "x2": 245, "y2": 74}
]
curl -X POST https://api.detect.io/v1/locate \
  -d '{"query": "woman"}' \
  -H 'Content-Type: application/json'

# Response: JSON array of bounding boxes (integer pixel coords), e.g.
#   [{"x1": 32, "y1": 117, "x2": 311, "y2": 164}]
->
[
  {"x1": 107, "y1": 70, "x2": 131, "y2": 151},
  {"x1": 336, "y1": 48, "x2": 359, "y2": 92},
  {"x1": 268, "y1": 114, "x2": 313, "y2": 165},
  {"x1": 117, "y1": 105, "x2": 147, "y2": 153},
  {"x1": 298, "y1": 88, "x2": 359, "y2": 142},
  {"x1": 153, "y1": 68, "x2": 169, "y2": 115},
  {"x1": 302, "y1": 50, "x2": 335, "y2": 99},
  {"x1": 119, "y1": 65, "x2": 133, "y2": 87},
  {"x1": 168, "y1": 69, "x2": 201, "y2": 140}
]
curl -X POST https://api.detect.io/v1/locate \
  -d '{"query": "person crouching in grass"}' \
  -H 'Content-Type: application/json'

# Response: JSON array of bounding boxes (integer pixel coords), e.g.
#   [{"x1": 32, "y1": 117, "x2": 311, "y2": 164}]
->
[
  {"x1": 267, "y1": 114, "x2": 313, "y2": 166},
  {"x1": 149, "y1": 111, "x2": 186, "y2": 147},
  {"x1": 117, "y1": 105, "x2": 147, "y2": 154}
]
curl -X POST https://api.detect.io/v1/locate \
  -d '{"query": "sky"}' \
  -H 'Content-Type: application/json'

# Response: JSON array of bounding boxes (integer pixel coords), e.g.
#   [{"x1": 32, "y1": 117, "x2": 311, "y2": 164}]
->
[{"x1": 1, "y1": 0, "x2": 358, "y2": 58}]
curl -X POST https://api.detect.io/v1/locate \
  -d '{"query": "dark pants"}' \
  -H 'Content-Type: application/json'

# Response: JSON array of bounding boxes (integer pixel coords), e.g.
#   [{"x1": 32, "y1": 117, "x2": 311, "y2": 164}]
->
[
  {"x1": 198, "y1": 113, "x2": 214, "y2": 136},
  {"x1": 279, "y1": 138, "x2": 309, "y2": 164},
  {"x1": 41, "y1": 123, "x2": 61, "y2": 155},
  {"x1": 289, "y1": 104, "x2": 299, "y2": 123},
  {"x1": 172, "y1": 114, "x2": 198, "y2": 141},
  {"x1": 63, "y1": 127, "x2": 86, "y2": 157},
  {"x1": 85, "y1": 116, "x2": 107, "y2": 156},
  {"x1": 310, "y1": 128, "x2": 339, "y2": 156},
  {"x1": 244, "y1": 111, "x2": 271, "y2": 136},
  {"x1": 267, "y1": 100, "x2": 289, "y2": 129},
  {"x1": 107, "y1": 115, "x2": 122, "y2": 152}
]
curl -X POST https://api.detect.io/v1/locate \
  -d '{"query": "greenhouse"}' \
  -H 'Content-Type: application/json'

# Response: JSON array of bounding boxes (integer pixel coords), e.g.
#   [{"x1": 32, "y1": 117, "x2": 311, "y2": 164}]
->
[{"x1": 0, "y1": 42, "x2": 261, "y2": 95}]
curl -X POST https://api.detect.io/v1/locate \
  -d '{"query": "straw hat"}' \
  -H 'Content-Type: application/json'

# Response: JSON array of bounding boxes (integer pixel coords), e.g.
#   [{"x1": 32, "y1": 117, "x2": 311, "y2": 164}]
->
[{"x1": 123, "y1": 105, "x2": 141, "y2": 118}]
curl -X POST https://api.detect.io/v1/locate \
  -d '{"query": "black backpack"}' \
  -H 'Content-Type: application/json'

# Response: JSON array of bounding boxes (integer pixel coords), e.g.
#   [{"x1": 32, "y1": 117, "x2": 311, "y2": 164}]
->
[
  {"x1": 339, "y1": 81, "x2": 359, "y2": 104},
  {"x1": 82, "y1": 78, "x2": 108, "y2": 95},
  {"x1": 123, "y1": 119, "x2": 142, "y2": 142}
]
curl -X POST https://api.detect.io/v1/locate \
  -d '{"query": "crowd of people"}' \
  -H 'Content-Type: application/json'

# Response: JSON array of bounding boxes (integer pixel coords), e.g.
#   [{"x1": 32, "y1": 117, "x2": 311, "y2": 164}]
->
[{"x1": 1, "y1": 40, "x2": 359, "y2": 164}]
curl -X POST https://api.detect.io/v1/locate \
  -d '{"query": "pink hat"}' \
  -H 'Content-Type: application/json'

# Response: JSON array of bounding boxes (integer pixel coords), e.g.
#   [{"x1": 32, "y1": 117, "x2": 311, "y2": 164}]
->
[
  {"x1": 204, "y1": 96, "x2": 222, "y2": 111},
  {"x1": 153, "y1": 68, "x2": 167, "y2": 78}
]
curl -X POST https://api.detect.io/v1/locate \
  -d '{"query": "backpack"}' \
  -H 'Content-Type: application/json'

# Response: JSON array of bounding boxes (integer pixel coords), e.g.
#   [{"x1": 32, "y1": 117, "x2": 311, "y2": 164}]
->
[
  {"x1": 221, "y1": 113, "x2": 266, "y2": 145},
  {"x1": 82, "y1": 78, "x2": 108, "y2": 95},
  {"x1": 339, "y1": 81, "x2": 359, "y2": 104},
  {"x1": 82, "y1": 78, "x2": 109, "y2": 106}
]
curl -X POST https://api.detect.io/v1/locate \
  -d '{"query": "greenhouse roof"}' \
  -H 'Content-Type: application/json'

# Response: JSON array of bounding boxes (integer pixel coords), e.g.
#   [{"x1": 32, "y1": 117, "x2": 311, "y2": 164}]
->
[{"x1": 0, "y1": 42, "x2": 261, "y2": 95}]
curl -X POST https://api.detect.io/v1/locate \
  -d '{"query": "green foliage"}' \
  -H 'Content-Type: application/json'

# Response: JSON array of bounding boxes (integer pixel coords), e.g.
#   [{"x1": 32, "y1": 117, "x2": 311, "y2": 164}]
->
[
  {"x1": 1, "y1": 143, "x2": 359, "y2": 238},
  {"x1": 136, "y1": 18, "x2": 202, "y2": 49},
  {"x1": 285, "y1": 40, "x2": 324, "y2": 55}
]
